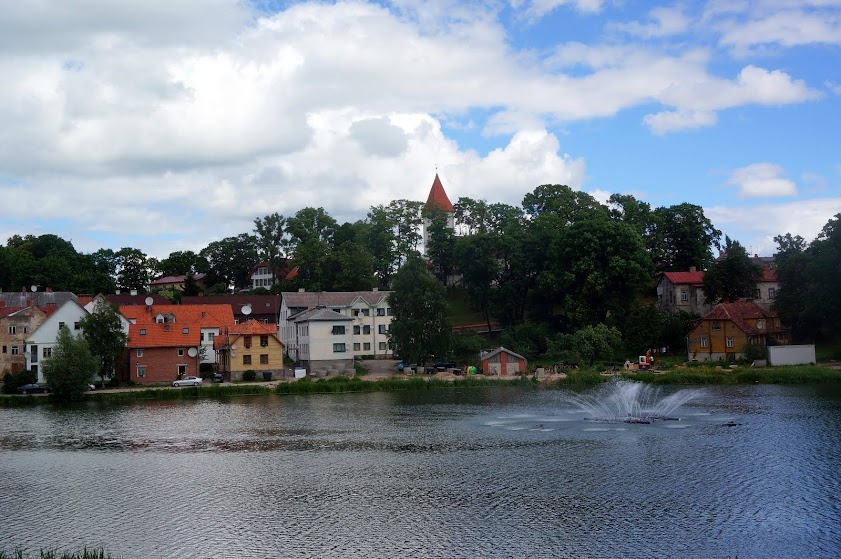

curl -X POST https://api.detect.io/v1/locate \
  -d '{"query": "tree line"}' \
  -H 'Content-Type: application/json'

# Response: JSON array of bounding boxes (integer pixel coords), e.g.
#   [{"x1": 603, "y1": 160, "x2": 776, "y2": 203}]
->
[{"x1": 1, "y1": 184, "x2": 837, "y2": 365}]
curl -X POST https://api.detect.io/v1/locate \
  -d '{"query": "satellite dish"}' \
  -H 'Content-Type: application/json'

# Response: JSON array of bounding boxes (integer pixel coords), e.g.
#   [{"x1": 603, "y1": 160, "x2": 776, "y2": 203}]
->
[
  {"x1": 231, "y1": 344, "x2": 236, "y2": 350},
  {"x1": 188, "y1": 347, "x2": 198, "y2": 357},
  {"x1": 231, "y1": 350, "x2": 237, "y2": 357},
  {"x1": 144, "y1": 296, "x2": 154, "y2": 306},
  {"x1": 30, "y1": 285, "x2": 37, "y2": 292},
  {"x1": 241, "y1": 305, "x2": 252, "y2": 316}
]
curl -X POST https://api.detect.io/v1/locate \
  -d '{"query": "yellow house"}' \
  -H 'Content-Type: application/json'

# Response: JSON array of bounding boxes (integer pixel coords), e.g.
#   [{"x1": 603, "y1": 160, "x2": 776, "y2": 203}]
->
[
  {"x1": 215, "y1": 319, "x2": 284, "y2": 381},
  {"x1": 687, "y1": 300, "x2": 789, "y2": 362}
]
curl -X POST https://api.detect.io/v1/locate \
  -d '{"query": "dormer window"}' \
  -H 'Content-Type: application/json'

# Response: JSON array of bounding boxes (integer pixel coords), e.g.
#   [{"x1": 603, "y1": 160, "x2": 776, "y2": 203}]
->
[
  {"x1": 140, "y1": 329, "x2": 147, "y2": 335},
  {"x1": 182, "y1": 328, "x2": 189, "y2": 334},
  {"x1": 756, "y1": 320, "x2": 765, "y2": 330},
  {"x1": 155, "y1": 314, "x2": 165, "y2": 323}
]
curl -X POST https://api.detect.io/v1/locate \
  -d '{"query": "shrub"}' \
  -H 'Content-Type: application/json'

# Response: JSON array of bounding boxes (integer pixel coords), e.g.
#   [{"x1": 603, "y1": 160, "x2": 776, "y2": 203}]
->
[
  {"x1": 742, "y1": 344, "x2": 767, "y2": 363},
  {"x1": 2, "y1": 369, "x2": 38, "y2": 394},
  {"x1": 242, "y1": 369, "x2": 257, "y2": 382}
]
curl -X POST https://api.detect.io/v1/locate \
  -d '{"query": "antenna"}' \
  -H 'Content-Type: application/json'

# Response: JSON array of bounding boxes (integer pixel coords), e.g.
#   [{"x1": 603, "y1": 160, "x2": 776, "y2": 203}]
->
[
  {"x1": 144, "y1": 296, "x2": 154, "y2": 306},
  {"x1": 241, "y1": 305, "x2": 252, "y2": 316},
  {"x1": 30, "y1": 285, "x2": 37, "y2": 292},
  {"x1": 188, "y1": 347, "x2": 198, "y2": 358}
]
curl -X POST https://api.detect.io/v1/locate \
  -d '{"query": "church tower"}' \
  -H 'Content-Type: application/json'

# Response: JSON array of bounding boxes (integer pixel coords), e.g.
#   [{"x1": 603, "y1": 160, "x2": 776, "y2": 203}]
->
[{"x1": 422, "y1": 173, "x2": 455, "y2": 254}]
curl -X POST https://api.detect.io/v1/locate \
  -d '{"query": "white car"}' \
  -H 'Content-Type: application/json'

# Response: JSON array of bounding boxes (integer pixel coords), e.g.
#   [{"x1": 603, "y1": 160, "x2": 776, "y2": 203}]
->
[{"x1": 172, "y1": 376, "x2": 202, "y2": 387}]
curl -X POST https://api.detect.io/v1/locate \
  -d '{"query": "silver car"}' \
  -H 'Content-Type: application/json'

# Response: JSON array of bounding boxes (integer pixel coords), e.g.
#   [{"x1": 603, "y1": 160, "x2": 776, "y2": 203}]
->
[{"x1": 172, "y1": 376, "x2": 202, "y2": 387}]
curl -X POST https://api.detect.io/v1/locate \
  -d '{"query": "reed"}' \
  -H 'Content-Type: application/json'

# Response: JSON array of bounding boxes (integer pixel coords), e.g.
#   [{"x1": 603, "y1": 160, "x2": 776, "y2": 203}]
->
[{"x1": 0, "y1": 548, "x2": 114, "y2": 559}]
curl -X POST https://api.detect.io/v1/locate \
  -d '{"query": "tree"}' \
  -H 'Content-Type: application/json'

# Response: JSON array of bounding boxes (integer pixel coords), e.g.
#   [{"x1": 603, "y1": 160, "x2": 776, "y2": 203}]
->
[
  {"x1": 455, "y1": 233, "x2": 498, "y2": 332},
  {"x1": 522, "y1": 184, "x2": 609, "y2": 223},
  {"x1": 651, "y1": 203, "x2": 721, "y2": 271},
  {"x1": 80, "y1": 300, "x2": 128, "y2": 386},
  {"x1": 285, "y1": 207, "x2": 337, "y2": 253},
  {"x1": 702, "y1": 237, "x2": 761, "y2": 304},
  {"x1": 155, "y1": 250, "x2": 208, "y2": 277},
  {"x1": 115, "y1": 247, "x2": 151, "y2": 292},
  {"x1": 424, "y1": 208, "x2": 456, "y2": 283},
  {"x1": 554, "y1": 220, "x2": 652, "y2": 327},
  {"x1": 387, "y1": 254, "x2": 451, "y2": 365},
  {"x1": 253, "y1": 212, "x2": 288, "y2": 279},
  {"x1": 200, "y1": 234, "x2": 260, "y2": 291},
  {"x1": 42, "y1": 326, "x2": 98, "y2": 401}
]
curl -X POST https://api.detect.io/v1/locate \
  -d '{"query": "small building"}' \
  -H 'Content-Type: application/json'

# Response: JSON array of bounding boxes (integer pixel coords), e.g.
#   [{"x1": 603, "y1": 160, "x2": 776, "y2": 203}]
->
[
  {"x1": 291, "y1": 307, "x2": 354, "y2": 375},
  {"x1": 24, "y1": 299, "x2": 91, "y2": 383},
  {"x1": 149, "y1": 273, "x2": 206, "y2": 292},
  {"x1": 687, "y1": 300, "x2": 790, "y2": 362},
  {"x1": 481, "y1": 347, "x2": 527, "y2": 376},
  {"x1": 656, "y1": 268, "x2": 708, "y2": 315},
  {"x1": 0, "y1": 304, "x2": 54, "y2": 376},
  {"x1": 215, "y1": 319, "x2": 284, "y2": 381}
]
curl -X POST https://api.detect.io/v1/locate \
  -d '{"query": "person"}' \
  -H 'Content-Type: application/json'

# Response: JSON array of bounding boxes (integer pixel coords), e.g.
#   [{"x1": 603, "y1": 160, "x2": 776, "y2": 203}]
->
[{"x1": 624, "y1": 359, "x2": 631, "y2": 370}]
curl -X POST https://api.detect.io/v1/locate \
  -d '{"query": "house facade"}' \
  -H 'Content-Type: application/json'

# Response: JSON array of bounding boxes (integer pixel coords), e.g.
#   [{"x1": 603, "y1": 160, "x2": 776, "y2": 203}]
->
[
  {"x1": 687, "y1": 301, "x2": 789, "y2": 362},
  {"x1": 121, "y1": 304, "x2": 236, "y2": 383},
  {"x1": 291, "y1": 307, "x2": 354, "y2": 374},
  {"x1": 657, "y1": 264, "x2": 780, "y2": 315},
  {"x1": 24, "y1": 300, "x2": 90, "y2": 382},
  {"x1": 149, "y1": 273, "x2": 206, "y2": 292},
  {"x1": 215, "y1": 319, "x2": 284, "y2": 381},
  {"x1": 0, "y1": 304, "x2": 51, "y2": 376},
  {"x1": 280, "y1": 290, "x2": 394, "y2": 362},
  {"x1": 481, "y1": 347, "x2": 527, "y2": 376}
]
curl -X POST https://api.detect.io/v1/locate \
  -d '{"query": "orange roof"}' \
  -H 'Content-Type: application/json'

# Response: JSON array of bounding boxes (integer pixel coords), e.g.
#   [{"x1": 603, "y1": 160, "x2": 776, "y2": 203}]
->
[
  {"x1": 121, "y1": 304, "x2": 236, "y2": 327},
  {"x1": 424, "y1": 173, "x2": 454, "y2": 212},
  {"x1": 213, "y1": 319, "x2": 282, "y2": 349},
  {"x1": 128, "y1": 322, "x2": 201, "y2": 348}
]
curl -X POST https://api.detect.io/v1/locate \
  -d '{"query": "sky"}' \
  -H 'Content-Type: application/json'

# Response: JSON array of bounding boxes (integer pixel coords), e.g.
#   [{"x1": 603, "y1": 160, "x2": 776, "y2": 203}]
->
[{"x1": 1, "y1": 0, "x2": 840, "y2": 261}]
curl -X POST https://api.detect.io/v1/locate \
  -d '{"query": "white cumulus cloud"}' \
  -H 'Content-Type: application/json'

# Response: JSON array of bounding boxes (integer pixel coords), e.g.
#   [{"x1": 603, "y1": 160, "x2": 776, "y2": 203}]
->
[{"x1": 726, "y1": 163, "x2": 798, "y2": 198}]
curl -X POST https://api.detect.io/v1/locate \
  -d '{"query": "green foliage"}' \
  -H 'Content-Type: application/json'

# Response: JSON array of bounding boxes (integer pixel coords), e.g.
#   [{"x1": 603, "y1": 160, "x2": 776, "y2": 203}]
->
[
  {"x1": 742, "y1": 344, "x2": 767, "y2": 363},
  {"x1": 651, "y1": 203, "x2": 721, "y2": 271},
  {"x1": 42, "y1": 327, "x2": 98, "y2": 401},
  {"x1": 242, "y1": 369, "x2": 257, "y2": 381},
  {"x1": 2, "y1": 369, "x2": 37, "y2": 394},
  {"x1": 79, "y1": 300, "x2": 128, "y2": 384},
  {"x1": 450, "y1": 332, "x2": 488, "y2": 365},
  {"x1": 455, "y1": 233, "x2": 498, "y2": 330},
  {"x1": 702, "y1": 237, "x2": 761, "y2": 304},
  {"x1": 618, "y1": 305, "x2": 697, "y2": 355},
  {"x1": 387, "y1": 254, "x2": 452, "y2": 365},
  {"x1": 548, "y1": 324, "x2": 622, "y2": 366},
  {"x1": 501, "y1": 322, "x2": 552, "y2": 361}
]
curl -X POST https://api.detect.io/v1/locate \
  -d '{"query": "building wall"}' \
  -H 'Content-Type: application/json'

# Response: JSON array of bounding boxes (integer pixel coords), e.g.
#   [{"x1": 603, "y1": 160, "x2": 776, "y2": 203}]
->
[
  {"x1": 687, "y1": 320, "x2": 750, "y2": 361},
  {"x1": 25, "y1": 301, "x2": 89, "y2": 382},
  {"x1": 656, "y1": 278, "x2": 709, "y2": 315},
  {"x1": 129, "y1": 347, "x2": 199, "y2": 384},
  {"x1": 227, "y1": 334, "x2": 283, "y2": 380},
  {"x1": 0, "y1": 307, "x2": 47, "y2": 375},
  {"x1": 296, "y1": 321, "x2": 353, "y2": 373}
]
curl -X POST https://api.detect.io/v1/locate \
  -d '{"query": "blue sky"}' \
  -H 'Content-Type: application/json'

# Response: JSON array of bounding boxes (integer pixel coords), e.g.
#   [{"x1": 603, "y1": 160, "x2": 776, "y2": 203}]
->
[{"x1": 0, "y1": 0, "x2": 839, "y2": 260}]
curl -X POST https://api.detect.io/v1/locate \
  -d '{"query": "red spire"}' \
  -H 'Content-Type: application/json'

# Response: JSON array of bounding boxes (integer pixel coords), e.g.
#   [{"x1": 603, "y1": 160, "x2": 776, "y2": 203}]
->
[{"x1": 424, "y1": 173, "x2": 454, "y2": 212}]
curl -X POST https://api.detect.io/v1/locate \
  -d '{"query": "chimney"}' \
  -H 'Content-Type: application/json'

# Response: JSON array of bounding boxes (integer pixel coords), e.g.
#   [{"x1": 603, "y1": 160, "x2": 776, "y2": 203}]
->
[
  {"x1": 46, "y1": 287, "x2": 53, "y2": 293},
  {"x1": 373, "y1": 287, "x2": 379, "y2": 292},
  {"x1": 298, "y1": 288, "x2": 305, "y2": 292},
  {"x1": 130, "y1": 289, "x2": 138, "y2": 296},
  {"x1": 689, "y1": 266, "x2": 696, "y2": 272}
]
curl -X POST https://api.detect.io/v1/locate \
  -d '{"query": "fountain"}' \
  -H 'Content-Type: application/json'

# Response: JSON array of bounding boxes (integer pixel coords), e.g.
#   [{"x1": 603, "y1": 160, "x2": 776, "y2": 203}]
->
[{"x1": 562, "y1": 379, "x2": 702, "y2": 424}]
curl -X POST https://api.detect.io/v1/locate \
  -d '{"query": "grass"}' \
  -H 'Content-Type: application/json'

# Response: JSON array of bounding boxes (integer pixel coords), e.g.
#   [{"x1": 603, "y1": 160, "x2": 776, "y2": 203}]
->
[
  {"x1": 275, "y1": 374, "x2": 535, "y2": 395},
  {"x1": 0, "y1": 549, "x2": 114, "y2": 559},
  {"x1": 446, "y1": 288, "x2": 490, "y2": 327}
]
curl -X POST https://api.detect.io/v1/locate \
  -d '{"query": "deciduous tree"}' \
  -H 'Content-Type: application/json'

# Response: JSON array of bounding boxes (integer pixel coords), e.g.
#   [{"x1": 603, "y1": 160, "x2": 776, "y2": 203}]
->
[
  {"x1": 42, "y1": 326, "x2": 98, "y2": 401},
  {"x1": 80, "y1": 300, "x2": 128, "y2": 385},
  {"x1": 702, "y1": 237, "x2": 761, "y2": 304}
]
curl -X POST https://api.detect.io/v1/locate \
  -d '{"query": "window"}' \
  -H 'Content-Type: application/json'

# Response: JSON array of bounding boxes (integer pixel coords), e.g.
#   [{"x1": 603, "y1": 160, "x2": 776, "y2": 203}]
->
[
  {"x1": 353, "y1": 325, "x2": 361, "y2": 335},
  {"x1": 1, "y1": 346, "x2": 5, "y2": 354},
  {"x1": 754, "y1": 289, "x2": 761, "y2": 300},
  {"x1": 769, "y1": 288, "x2": 777, "y2": 300},
  {"x1": 712, "y1": 321, "x2": 721, "y2": 331},
  {"x1": 7, "y1": 326, "x2": 15, "y2": 334},
  {"x1": 353, "y1": 309, "x2": 361, "y2": 317},
  {"x1": 363, "y1": 325, "x2": 371, "y2": 335},
  {"x1": 756, "y1": 320, "x2": 765, "y2": 330},
  {"x1": 178, "y1": 364, "x2": 187, "y2": 375},
  {"x1": 726, "y1": 337, "x2": 734, "y2": 348},
  {"x1": 353, "y1": 343, "x2": 361, "y2": 351},
  {"x1": 243, "y1": 355, "x2": 252, "y2": 365},
  {"x1": 260, "y1": 354, "x2": 269, "y2": 365},
  {"x1": 378, "y1": 325, "x2": 387, "y2": 334},
  {"x1": 178, "y1": 349, "x2": 185, "y2": 356},
  {"x1": 182, "y1": 328, "x2": 189, "y2": 334},
  {"x1": 680, "y1": 290, "x2": 688, "y2": 302},
  {"x1": 136, "y1": 349, "x2": 143, "y2": 357},
  {"x1": 43, "y1": 347, "x2": 52, "y2": 358},
  {"x1": 164, "y1": 325, "x2": 170, "y2": 332},
  {"x1": 260, "y1": 335, "x2": 269, "y2": 347},
  {"x1": 208, "y1": 332, "x2": 215, "y2": 341},
  {"x1": 363, "y1": 342, "x2": 371, "y2": 351},
  {"x1": 333, "y1": 343, "x2": 346, "y2": 353},
  {"x1": 74, "y1": 322, "x2": 81, "y2": 330},
  {"x1": 377, "y1": 308, "x2": 386, "y2": 316},
  {"x1": 140, "y1": 329, "x2": 147, "y2": 335},
  {"x1": 22, "y1": 326, "x2": 27, "y2": 334},
  {"x1": 332, "y1": 325, "x2": 346, "y2": 335},
  {"x1": 379, "y1": 342, "x2": 387, "y2": 350},
  {"x1": 59, "y1": 322, "x2": 65, "y2": 330},
  {"x1": 386, "y1": 308, "x2": 393, "y2": 316},
  {"x1": 11, "y1": 346, "x2": 19, "y2": 355},
  {"x1": 137, "y1": 365, "x2": 146, "y2": 378},
  {"x1": 244, "y1": 336, "x2": 252, "y2": 349},
  {"x1": 700, "y1": 337, "x2": 708, "y2": 348},
  {"x1": 200, "y1": 333, "x2": 205, "y2": 342}
]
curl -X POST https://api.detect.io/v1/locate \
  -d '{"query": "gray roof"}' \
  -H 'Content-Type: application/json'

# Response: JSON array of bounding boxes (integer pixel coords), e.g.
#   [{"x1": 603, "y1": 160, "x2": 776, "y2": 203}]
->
[
  {"x1": 282, "y1": 290, "x2": 391, "y2": 310},
  {"x1": 291, "y1": 307, "x2": 354, "y2": 323},
  {"x1": 0, "y1": 291, "x2": 77, "y2": 308},
  {"x1": 481, "y1": 346, "x2": 527, "y2": 362}
]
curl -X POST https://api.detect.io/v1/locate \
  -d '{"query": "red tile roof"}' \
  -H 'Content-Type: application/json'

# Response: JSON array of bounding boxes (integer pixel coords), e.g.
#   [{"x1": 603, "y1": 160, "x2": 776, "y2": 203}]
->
[
  {"x1": 123, "y1": 304, "x2": 236, "y2": 348},
  {"x1": 425, "y1": 173, "x2": 454, "y2": 212},
  {"x1": 662, "y1": 271, "x2": 705, "y2": 285},
  {"x1": 150, "y1": 273, "x2": 206, "y2": 286},
  {"x1": 703, "y1": 301, "x2": 778, "y2": 335},
  {"x1": 213, "y1": 319, "x2": 282, "y2": 349}
]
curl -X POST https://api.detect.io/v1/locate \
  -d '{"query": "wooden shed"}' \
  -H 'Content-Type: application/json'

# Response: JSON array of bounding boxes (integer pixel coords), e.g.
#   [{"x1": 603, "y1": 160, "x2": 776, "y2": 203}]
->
[{"x1": 481, "y1": 347, "x2": 527, "y2": 376}]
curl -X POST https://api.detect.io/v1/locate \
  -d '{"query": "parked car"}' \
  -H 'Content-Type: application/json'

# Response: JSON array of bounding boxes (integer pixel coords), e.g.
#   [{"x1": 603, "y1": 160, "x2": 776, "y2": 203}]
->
[
  {"x1": 396, "y1": 362, "x2": 417, "y2": 372},
  {"x1": 17, "y1": 383, "x2": 49, "y2": 394},
  {"x1": 213, "y1": 373, "x2": 224, "y2": 383},
  {"x1": 434, "y1": 361, "x2": 457, "y2": 371},
  {"x1": 172, "y1": 376, "x2": 202, "y2": 387}
]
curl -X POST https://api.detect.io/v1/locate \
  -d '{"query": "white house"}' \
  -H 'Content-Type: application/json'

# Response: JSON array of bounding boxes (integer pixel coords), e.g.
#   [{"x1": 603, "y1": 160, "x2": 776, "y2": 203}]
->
[
  {"x1": 25, "y1": 299, "x2": 90, "y2": 382},
  {"x1": 280, "y1": 290, "x2": 394, "y2": 361},
  {"x1": 292, "y1": 307, "x2": 354, "y2": 374}
]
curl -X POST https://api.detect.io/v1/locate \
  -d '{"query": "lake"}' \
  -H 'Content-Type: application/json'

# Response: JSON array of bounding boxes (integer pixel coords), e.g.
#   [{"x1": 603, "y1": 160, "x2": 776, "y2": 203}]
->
[{"x1": 1, "y1": 382, "x2": 840, "y2": 558}]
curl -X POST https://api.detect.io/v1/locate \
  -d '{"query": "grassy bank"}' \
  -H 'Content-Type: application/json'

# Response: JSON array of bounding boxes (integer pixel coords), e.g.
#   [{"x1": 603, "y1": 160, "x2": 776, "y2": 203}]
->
[{"x1": 275, "y1": 374, "x2": 535, "y2": 395}]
